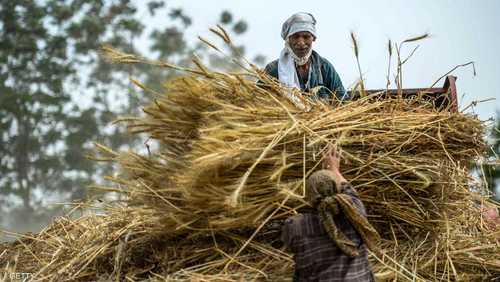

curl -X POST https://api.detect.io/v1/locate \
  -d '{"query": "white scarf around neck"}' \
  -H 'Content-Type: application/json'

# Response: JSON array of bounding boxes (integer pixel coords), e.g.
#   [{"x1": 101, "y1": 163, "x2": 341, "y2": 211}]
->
[
  {"x1": 278, "y1": 43, "x2": 312, "y2": 90},
  {"x1": 277, "y1": 45, "x2": 313, "y2": 111}
]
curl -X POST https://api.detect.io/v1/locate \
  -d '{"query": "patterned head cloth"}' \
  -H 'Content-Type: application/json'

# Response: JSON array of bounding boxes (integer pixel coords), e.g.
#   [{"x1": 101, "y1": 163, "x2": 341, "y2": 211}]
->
[
  {"x1": 306, "y1": 169, "x2": 382, "y2": 257},
  {"x1": 281, "y1": 12, "x2": 317, "y2": 40},
  {"x1": 305, "y1": 170, "x2": 340, "y2": 207}
]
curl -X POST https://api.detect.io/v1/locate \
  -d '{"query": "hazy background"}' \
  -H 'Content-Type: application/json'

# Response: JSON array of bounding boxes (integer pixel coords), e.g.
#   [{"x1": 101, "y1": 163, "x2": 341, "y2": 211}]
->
[{"x1": 1, "y1": 0, "x2": 499, "y2": 242}]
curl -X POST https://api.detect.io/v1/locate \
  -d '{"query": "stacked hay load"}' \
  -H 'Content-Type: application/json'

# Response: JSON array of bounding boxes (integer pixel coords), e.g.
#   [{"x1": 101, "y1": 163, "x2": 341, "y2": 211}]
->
[{"x1": 1, "y1": 30, "x2": 499, "y2": 281}]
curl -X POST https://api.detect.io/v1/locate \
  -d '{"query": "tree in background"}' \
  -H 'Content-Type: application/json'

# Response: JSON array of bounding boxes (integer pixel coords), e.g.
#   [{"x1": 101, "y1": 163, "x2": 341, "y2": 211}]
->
[
  {"x1": 482, "y1": 113, "x2": 500, "y2": 200},
  {"x1": 0, "y1": 0, "x2": 261, "y2": 233}
]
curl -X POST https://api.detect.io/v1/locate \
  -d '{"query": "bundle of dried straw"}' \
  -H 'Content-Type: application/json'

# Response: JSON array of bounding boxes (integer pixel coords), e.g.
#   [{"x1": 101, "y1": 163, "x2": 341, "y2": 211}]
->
[{"x1": 1, "y1": 27, "x2": 498, "y2": 281}]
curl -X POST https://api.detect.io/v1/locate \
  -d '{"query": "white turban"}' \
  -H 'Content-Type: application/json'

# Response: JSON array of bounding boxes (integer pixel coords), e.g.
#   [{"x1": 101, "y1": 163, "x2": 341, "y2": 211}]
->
[{"x1": 281, "y1": 12, "x2": 317, "y2": 40}]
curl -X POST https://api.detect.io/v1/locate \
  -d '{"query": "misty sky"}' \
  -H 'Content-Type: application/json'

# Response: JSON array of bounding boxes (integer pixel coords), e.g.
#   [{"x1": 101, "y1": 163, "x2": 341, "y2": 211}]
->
[{"x1": 149, "y1": 0, "x2": 499, "y2": 121}]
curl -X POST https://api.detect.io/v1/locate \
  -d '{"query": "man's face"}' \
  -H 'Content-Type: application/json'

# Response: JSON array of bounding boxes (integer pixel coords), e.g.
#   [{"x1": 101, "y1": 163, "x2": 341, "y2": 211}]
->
[{"x1": 288, "y1": 31, "x2": 315, "y2": 58}]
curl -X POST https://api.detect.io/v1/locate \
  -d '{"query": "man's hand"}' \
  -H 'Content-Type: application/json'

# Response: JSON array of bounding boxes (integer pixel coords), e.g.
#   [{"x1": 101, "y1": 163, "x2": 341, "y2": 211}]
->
[
  {"x1": 323, "y1": 145, "x2": 347, "y2": 189},
  {"x1": 323, "y1": 145, "x2": 340, "y2": 172}
]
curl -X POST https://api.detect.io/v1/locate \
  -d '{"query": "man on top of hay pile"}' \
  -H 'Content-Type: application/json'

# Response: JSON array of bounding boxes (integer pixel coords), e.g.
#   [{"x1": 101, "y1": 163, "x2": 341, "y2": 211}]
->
[
  {"x1": 281, "y1": 147, "x2": 379, "y2": 281},
  {"x1": 264, "y1": 12, "x2": 348, "y2": 102}
]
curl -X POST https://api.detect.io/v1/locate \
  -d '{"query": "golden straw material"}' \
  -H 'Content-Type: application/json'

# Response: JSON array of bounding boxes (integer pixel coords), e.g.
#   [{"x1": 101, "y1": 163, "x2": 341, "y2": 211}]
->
[{"x1": 1, "y1": 32, "x2": 499, "y2": 282}]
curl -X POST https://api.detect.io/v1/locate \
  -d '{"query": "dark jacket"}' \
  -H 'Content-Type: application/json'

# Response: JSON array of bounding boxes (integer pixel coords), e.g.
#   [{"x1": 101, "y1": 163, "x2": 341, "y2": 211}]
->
[{"x1": 264, "y1": 51, "x2": 348, "y2": 101}]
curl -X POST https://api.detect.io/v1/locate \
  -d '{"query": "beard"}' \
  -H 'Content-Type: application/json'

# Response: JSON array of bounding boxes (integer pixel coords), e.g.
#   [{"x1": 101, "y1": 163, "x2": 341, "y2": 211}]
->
[{"x1": 285, "y1": 41, "x2": 312, "y2": 66}]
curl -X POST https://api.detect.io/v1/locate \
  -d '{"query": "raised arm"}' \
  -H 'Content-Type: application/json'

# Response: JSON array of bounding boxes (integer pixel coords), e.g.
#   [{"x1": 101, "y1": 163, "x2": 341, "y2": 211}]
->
[{"x1": 323, "y1": 146, "x2": 366, "y2": 216}]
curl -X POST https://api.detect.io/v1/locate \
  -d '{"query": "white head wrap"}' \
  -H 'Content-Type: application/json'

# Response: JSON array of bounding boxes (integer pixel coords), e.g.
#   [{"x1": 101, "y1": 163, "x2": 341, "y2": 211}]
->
[{"x1": 281, "y1": 12, "x2": 317, "y2": 40}]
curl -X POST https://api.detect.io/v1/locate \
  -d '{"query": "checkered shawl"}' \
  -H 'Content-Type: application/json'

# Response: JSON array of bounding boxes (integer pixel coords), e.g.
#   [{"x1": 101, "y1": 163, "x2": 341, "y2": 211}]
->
[{"x1": 281, "y1": 183, "x2": 375, "y2": 282}]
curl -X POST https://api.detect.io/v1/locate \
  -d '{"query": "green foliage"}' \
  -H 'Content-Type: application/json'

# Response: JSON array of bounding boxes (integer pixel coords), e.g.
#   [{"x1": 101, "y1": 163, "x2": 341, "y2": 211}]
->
[
  {"x1": 150, "y1": 27, "x2": 186, "y2": 58},
  {"x1": 0, "y1": 0, "x2": 143, "y2": 218},
  {"x1": 220, "y1": 10, "x2": 233, "y2": 24},
  {"x1": 482, "y1": 113, "x2": 500, "y2": 199},
  {"x1": 233, "y1": 20, "x2": 248, "y2": 34},
  {"x1": 0, "y1": 0, "x2": 262, "y2": 230}
]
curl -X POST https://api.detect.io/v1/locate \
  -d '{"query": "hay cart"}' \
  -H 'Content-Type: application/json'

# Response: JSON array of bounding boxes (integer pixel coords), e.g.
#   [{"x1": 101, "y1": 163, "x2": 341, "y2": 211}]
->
[{"x1": 351, "y1": 75, "x2": 458, "y2": 112}]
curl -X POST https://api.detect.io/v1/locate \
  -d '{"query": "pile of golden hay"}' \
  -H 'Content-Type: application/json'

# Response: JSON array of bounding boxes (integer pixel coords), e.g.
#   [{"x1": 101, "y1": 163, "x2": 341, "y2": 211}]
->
[{"x1": 2, "y1": 36, "x2": 500, "y2": 281}]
